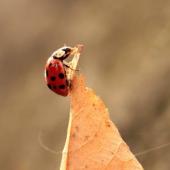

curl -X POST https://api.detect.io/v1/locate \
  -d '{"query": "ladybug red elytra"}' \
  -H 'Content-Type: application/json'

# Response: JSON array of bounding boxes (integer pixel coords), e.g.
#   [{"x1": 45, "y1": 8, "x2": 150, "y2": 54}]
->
[{"x1": 44, "y1": 45, "x2": 81, "y2": 96}]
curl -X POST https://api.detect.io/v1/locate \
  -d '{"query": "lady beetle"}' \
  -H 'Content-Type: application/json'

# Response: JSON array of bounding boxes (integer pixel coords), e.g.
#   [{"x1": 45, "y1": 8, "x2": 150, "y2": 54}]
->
[{"x1": 44, "y1": 46, "x2": 79, "y2": 96}]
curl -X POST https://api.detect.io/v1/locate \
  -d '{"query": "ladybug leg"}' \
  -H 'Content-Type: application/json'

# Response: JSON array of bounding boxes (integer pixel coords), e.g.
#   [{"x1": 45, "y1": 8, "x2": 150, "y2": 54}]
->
[
  {"x1": 65, "y1": 47, "x2": 81, "y2": 90},
  {"x1": 67, "y1": 79, "x2": 72, "y2": 89},
  {"x1": 65, "y1": 68, "x2": 72, "y2": 89},
  {"x1": 63, "y1": 60, "x2": 79, "y2": 71}
]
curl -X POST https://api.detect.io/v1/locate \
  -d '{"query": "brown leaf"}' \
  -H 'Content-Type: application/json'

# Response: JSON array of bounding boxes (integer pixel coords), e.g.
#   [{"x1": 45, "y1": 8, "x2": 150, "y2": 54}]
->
[{"x1": 60, "y1": 75, "x2": 144, "y2": 170}]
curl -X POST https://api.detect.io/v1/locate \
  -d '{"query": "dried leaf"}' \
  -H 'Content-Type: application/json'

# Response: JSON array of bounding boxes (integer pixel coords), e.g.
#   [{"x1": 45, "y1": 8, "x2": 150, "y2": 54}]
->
[{"x1": 60, "y1": 75, "x2": 144, "y2": 170}]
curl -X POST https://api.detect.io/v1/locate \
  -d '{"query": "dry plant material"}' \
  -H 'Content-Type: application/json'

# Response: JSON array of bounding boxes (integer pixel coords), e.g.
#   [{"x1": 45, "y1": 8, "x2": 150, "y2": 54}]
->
[{"x1": 60, "y1": 75, "x2": 144, "y2": 170}]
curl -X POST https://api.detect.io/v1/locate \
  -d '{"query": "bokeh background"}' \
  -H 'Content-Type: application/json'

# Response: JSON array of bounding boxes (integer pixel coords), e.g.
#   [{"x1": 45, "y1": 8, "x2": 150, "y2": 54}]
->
[{"x1": 0, "y1": 0, "x2": 170, "y2": 170}]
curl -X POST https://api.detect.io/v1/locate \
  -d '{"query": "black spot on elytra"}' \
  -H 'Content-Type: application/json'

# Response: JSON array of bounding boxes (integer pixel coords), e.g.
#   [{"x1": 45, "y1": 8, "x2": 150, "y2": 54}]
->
[
  {"x1": 58, "y1": 73, "x2": 64, "y2": 79},
  {"x1": 47, "y1": 84, "x2": 52, "y2": 89},
  {"x1": 50, "y1": 76, "x2": 56, "y2": 81},
  {"x1": 59, "y1": 84, "x2": 65, "y2": 89}
]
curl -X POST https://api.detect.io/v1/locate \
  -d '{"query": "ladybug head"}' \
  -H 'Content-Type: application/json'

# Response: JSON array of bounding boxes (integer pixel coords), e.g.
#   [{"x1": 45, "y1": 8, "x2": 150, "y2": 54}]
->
[{"x1": 52, "y1": 46, "x2": 72, "y2": 60}]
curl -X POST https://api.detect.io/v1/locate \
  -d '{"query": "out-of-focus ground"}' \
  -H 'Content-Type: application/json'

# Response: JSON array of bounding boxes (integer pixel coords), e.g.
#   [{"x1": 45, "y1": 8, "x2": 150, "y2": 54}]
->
[{"x1": 0, "y1": 0, "x2": 170, "y2": 170}]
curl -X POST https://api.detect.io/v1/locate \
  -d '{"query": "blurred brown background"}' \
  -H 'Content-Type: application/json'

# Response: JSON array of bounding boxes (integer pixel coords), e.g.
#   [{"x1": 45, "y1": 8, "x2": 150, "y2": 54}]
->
[{"x1": 0, "y1": 0, "x2": 170, "y2": 170}]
